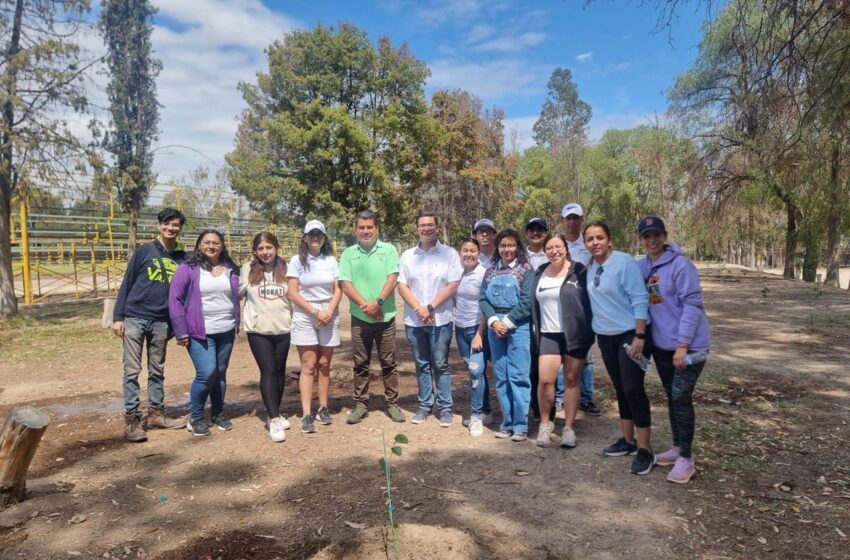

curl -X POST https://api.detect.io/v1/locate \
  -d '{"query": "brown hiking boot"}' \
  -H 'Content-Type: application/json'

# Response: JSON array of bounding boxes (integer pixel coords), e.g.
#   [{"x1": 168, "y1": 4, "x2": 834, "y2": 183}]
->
[
  {"x1": 124, "y1": 412, "x2": 148, "y2": 442},
  {"x1": 147, "y1": 408, "x2": 187, "y2": 430}
]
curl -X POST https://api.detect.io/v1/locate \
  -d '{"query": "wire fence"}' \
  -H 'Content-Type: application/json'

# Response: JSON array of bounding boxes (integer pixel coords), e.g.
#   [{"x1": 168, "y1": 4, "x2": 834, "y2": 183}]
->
[{"x1": 11, "y1": 181, "x2": 305, "y2": 304}]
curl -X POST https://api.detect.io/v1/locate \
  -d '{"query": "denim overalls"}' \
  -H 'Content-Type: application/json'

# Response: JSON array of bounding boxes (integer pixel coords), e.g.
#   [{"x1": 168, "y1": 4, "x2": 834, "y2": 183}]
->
[{"x1": 485, "y1": 269, "x2": 531, "y2": 434}]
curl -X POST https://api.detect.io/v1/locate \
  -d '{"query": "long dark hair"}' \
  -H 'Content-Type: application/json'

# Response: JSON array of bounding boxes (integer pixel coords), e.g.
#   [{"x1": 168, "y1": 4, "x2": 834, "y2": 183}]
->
[
  {"x1": 249, "y1": 231, "x2": 287, "y2": 286},
  {"x1": 185, "y1": 229, "x2": 239, "y2": 272},
  {"x1": 298, "y1": 232, "x2": 334, "y2": 271},
  {"x1": 492, "y1": 229, "x2": 528, "y2": 265}
]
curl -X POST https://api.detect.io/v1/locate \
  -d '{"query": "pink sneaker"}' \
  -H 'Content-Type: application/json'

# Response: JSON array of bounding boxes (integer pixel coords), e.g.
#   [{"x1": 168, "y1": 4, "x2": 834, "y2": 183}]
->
[
  {"x1": 667, "y1": 456, "x2": 696, "y2": 484},
  {"x1": 655, "y1": 446, "x2": 681, "y2": 466}
]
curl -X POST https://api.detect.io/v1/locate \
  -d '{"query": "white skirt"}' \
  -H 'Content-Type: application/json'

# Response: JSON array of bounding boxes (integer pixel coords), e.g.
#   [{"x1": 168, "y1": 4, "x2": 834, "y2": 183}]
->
[{"x1": 290, "y1": 301, "x2": 340, "y2": 347}]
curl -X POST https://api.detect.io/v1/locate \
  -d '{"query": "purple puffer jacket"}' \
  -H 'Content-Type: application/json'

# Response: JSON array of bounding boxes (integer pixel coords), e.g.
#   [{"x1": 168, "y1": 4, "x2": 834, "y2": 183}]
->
[{"x1": 168, "y1": 262, "x2": 241, "y2": 340}]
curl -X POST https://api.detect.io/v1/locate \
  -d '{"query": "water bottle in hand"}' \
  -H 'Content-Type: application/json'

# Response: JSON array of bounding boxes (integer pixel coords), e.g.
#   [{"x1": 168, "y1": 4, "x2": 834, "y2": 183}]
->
[
  {"x1": 685, "y1": 350, "x2": 709, "y2": 367},
  {"x1": 622, "y1": 343, "x2": 652, "y2": 372}
]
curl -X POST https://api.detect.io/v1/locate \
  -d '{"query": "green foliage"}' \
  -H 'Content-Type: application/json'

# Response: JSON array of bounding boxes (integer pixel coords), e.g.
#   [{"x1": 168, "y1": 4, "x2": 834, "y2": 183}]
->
[
  {"x1": 227, "y1": 23, "x2": 435, "y2": 240},
  {"x1": 380, "y1": 432, "x2": 409, "y2": 560},
  {"x1": 533, "y1": 67, "x2": 591, "y2": 149}
]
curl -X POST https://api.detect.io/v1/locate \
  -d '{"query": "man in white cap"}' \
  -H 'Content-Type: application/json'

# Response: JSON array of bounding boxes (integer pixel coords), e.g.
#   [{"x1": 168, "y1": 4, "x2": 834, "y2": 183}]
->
[
  {"x1": 473, "y1": 218, "x2": 497, "y2": 268},
  {"x1": 560, "y1": 202, "x2": 601, "y2": 416}
]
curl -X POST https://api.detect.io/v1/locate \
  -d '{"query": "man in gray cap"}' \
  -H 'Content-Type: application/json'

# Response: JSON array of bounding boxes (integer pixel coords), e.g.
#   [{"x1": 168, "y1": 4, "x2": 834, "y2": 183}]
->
[
  {"x1": 559, "y1": 203, "x2": 601, "y2": 416},
  {"x1": 473, "y1": 218, "x2": 497, "y2": 268}
]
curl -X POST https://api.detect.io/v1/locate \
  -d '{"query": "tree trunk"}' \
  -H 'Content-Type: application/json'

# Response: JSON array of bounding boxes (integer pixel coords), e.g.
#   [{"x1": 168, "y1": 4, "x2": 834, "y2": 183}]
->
[
  {"x1": 127, "y1": 202, "x2": 139, "y2": 260},
  {"x1": 0, "y1": 407, "x2": 49, "y2": 509},
  {"x1": 783, "y1": 203, "x2": 799, "y2": 279},
  {"x1": 824, "y1": 144, "x2": 843, "y2": 288},
  {"x1": 802, "y1": 234, "x2": 819, "y2": 283},
  {"x1": 0, "y1": 0, "x2": 23, "y2": 318}
]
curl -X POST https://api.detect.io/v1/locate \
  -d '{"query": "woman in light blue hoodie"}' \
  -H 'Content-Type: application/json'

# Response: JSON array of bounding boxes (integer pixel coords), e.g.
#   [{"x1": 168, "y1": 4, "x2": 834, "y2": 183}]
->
[{"x1": 638, "y1": 216, "x2": 711, "y2": 484}]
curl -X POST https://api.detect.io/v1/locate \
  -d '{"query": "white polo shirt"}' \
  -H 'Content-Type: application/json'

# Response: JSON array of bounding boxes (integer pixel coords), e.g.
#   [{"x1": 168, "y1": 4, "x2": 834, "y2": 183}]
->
[
  {"x1": 286, "y1": 253, "x2": 338, "y2": 302},
  {"x1": 454, "y1": 263, "x2": 485, "y2": 328},
  {"x1": 526, "y1": 247, "x2": 548, "y2": 270},
  {"x1": 479, "y1": 252, "x2": 495, "y2": 269},
  {"x1": 398, "y1": 241, "x2": 463, "y2": 327},
  {"x1": 567, "y1": 235, "x2": 592, "y2": 266}
]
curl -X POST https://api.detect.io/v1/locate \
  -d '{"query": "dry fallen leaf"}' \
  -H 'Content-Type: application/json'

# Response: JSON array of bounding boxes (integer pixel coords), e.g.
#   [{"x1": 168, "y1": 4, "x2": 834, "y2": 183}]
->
[{"x1": 345, "y1": 521, "x2": 367, "y2": 530}]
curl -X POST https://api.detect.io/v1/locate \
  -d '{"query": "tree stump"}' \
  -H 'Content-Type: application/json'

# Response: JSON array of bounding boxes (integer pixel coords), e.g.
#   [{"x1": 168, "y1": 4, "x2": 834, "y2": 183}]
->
[{"x1": 0, "y1": 407, "x2": 49, "y2": 509}]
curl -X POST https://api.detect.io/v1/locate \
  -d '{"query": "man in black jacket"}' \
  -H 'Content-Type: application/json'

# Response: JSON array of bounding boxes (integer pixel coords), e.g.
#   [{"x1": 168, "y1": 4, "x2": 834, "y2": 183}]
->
[{"x1": 112, "y1": 208, "x2": 187, "y2": 442}]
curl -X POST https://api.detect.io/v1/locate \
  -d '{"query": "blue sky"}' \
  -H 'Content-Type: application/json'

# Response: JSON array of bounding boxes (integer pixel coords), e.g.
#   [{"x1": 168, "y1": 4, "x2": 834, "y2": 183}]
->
[{"x1": 130, "y1": 0, "x2": 713, "y2": 182}]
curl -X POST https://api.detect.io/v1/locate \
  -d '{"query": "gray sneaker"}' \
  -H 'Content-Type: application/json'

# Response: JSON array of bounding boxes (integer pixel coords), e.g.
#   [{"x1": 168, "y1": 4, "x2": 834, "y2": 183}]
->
[
  {"x1": 559, "y1": 426, "x2": 577, "y2": 448},
  {"x1": 511, "y1": 432, "x2": 528, "y2": 442},
  {"x1": 301, "y1": 415, "x2": 316, "y2": 434},
  {"x1": 211, "y1": 414, "x2": 233, "y2": 431},
  {"x1": 439, "y1": 410, "x2": 453, "y2": 428},
  {"x1": 346, "y1": 405, "x2": 369, "y2": 425},
  {"x1": 386, "y1": 404, "x2": 406, "y2": 423},
  {"x1": 316, "y1": 406, "x2": 333, "y2": 425},
  {"x1": 187, "y1": 418, "x2": 210, "y2": 437},
  {"x1": 536, "y1": 424, "x2": 553, "y2": 448},
  {"x1": 411, "y1": 408, "x2": 430, "y2": 425}
]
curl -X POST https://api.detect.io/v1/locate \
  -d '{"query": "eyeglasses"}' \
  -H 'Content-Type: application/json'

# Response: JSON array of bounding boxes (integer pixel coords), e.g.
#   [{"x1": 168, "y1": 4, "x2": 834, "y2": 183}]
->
[
  {"x1": 498, "y1": 244, "x2": 517, "y2": 250},
  {"x1": 594, "y1": 266, "x2": 604, "y2": 288}
]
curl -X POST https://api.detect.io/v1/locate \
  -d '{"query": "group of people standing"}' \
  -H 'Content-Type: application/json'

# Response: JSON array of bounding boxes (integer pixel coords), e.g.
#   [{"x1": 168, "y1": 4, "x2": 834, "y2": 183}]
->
[{"x1": 113, "y1": 203, "x2": 710, "y2": 484}]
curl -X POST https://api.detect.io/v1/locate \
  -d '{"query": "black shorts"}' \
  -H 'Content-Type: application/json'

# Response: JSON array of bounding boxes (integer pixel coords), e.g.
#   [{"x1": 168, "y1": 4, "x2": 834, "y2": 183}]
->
[{"x1": 539, "y1": 332, "x2": 589, "y2": 359}]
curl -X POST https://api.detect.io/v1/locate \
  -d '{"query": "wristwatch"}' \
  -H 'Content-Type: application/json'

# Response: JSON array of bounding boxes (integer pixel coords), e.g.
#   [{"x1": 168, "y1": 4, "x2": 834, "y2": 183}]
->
[
  {"x1": 427, "y1": 304, "x2": 434, "y2": 313},
  {"x1": 376, "y1": 297, "x2": 385, "y2": 306},
  {"x1": 634, "y1": 333, "x2": 645, "y2": 340}
]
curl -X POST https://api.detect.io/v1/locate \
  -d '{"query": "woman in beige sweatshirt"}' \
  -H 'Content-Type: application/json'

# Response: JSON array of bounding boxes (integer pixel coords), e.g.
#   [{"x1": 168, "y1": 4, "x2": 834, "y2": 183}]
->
[{"x1": 239, "y1": 231, "x2": 293, "y2": 442}]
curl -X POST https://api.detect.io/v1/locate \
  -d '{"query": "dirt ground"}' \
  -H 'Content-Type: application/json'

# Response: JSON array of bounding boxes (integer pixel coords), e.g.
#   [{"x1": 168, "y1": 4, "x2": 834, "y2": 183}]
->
[{"x1": 0, "y1": 264, "x2": 848, "y2": 560}]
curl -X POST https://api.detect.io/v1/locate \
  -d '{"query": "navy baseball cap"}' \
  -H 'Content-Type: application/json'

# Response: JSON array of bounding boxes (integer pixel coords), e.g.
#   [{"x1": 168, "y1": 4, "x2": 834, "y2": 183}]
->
[
  {"x1": 638, "y1": 215, "x2": 666, "y2": 236},
  {"x1": 525, "y1": 217, "x2": 549, "y2": 230}
]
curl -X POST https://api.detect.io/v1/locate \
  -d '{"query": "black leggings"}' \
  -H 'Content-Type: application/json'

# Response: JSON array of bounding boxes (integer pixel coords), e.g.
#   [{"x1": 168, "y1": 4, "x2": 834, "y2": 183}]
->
[
  {"x1": 652, "y1": 348, "x2": 706, "y2": 457},
  {"x1": 597, "y1": 331, "x2": 651, "y2": 428},
  {"x1": 247, "y1": 333, "x2": 291, "y2": 418}
]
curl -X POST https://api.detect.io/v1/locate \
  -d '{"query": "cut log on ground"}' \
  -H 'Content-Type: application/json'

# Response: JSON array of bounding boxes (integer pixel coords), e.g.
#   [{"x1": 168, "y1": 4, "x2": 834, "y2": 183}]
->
[{"x1": 0, "y1": 407, "x2": 49, "y2": 509}]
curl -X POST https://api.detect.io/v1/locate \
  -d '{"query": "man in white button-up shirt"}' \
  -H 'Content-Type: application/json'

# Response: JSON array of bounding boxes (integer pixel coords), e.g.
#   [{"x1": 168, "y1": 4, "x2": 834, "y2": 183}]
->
[{"x1": 398, "y1": 211, "x2": 463, "y2": 427}]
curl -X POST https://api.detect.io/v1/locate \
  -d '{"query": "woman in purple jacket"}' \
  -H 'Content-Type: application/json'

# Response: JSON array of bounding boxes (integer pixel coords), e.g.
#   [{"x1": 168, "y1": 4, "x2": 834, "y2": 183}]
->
[
  {"x1": 169, "y1": 229, "x2": 241, "y2": 437},
  {"x1": 638, "y1": 216, "x2": 711, "y2": 483}
]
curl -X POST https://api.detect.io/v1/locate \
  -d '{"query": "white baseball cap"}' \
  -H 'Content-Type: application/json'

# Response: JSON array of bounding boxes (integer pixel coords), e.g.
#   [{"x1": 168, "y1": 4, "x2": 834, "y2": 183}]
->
[
  {"x1": 561, "y1": 203, "x2": 584, "y2": 218},
  {"x1": 304, "y1": 219, "x2": 327, "y2": 234}
]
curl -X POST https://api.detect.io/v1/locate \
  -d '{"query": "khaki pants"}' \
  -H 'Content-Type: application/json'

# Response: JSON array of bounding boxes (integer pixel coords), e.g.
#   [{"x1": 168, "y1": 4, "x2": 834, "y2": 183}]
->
[{"x1": 351, "y1": 316, "x2": 399, "y2": 406}]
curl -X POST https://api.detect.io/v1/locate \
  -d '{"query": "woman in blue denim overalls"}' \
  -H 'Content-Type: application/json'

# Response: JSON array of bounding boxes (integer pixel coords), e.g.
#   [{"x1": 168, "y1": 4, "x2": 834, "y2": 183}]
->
[{"x1": 478, "y1": 229, "x2": 535, "y2": 441}]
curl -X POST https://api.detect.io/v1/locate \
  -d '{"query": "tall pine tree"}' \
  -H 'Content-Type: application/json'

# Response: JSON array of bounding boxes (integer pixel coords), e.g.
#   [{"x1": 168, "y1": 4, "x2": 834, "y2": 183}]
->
[{"x1": 99, "y1": 0, "x2": 161, "y2": 256}]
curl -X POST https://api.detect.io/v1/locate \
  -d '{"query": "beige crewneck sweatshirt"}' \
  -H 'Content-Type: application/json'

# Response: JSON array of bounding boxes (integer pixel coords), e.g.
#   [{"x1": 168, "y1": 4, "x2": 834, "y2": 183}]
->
[{"x1": 239, "y1": 261, "x2": 292, "y2": 335}]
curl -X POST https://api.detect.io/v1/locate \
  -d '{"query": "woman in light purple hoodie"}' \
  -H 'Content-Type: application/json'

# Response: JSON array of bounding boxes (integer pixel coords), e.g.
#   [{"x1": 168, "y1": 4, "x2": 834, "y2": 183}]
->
[{"x1": 638, "y1": 216, "x2": 710, "y2": 484}]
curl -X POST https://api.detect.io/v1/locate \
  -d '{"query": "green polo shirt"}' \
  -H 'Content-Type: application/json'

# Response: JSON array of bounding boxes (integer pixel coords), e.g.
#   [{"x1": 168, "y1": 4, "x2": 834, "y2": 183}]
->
[{"x1": 338, "y1": 240, "x2": 399, "y2": 323}]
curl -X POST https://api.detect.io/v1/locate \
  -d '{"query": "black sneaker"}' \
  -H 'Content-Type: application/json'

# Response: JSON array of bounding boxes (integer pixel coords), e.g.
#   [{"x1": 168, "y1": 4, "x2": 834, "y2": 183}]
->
[
  {"x1": 211, "y1": 414, "x2": 233, "y2": 431},
  {"x1": 580, "y1": 401, "x2": 602, "y2": 416},
  {"x1": 188, "y1": 418, "x2": 210, "y2": 437},
  {"x1": 301, "y1": 415, "x2": 316, "y2": 434},
  {"x1": 631, "y1": 448, "x2": 657, "y2": 475},
  {"x1": 316, "y1": 406, "x2": 333, "y2": 425},
  {"x1": 603, "y1": 437, "x2": 638, "y2": 457}
]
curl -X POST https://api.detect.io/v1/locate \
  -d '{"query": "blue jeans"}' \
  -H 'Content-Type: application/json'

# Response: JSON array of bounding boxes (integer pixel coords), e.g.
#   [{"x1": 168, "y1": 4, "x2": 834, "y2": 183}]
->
[
  {"x1": 122, "y1": 317, "x2": 170, "y2": 414},
  {"x1": 555, "y1": 350, "x2": 594, "y2": 403},
  {"x1": 455, "y1": 325, "x2": 491, "y2": 417},
  {"x1": 488, "y1": 318, "x2": 531, "y2": 433},
  {"x1": 405, "y1": 324, "x2": 454, "y2": 413},
  {"x1": 187, "y1": 330, "x2": 235, "y2": 420}
]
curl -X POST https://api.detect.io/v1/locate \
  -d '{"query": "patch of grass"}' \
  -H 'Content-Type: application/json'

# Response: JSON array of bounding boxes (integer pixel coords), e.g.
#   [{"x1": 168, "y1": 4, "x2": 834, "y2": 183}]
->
[{"x1": 0, "y1": 311, "x2": 115, "y2": 365}]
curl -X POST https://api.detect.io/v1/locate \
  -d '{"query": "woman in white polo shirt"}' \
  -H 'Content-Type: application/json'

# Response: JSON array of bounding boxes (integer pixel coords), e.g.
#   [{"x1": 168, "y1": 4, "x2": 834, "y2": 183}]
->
[{"x1": 287, "y1": 220, "x2": 342, "y2": 435}]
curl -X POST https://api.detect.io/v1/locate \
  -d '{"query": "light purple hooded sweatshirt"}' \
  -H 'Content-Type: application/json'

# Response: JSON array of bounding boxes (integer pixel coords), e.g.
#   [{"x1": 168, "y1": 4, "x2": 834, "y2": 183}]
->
[{"x1": 639, "y1": 243, "x2": 710, "y2": 352}]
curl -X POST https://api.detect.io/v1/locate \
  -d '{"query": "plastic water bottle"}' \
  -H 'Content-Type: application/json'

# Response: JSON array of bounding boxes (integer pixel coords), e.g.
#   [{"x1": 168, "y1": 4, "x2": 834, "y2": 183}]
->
[
  {"x1": 622, "y1": 343, "x2": 652, "y2": 372},
  {"x1": 685, "y1": 351, "x2": 709, "y2": 367}
]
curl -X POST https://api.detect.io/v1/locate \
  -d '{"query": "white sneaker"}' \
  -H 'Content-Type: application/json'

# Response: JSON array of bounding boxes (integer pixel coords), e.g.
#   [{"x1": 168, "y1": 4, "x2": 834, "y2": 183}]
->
[
  {"x1": 559, "y1": 426, "x2": 576, "y2": 448},
  {"x1": 468, "y1": 417, "x2": 484, "y2": 437},
  {"x1": 536, "y1": 424, "x2": 552, "y2": 448},
  {"x1": 269, "y1": 417, "x2": 286, "y2": 443},
  {"x1": 280, "y1": 415, "x2": 291, "y2": 430}
]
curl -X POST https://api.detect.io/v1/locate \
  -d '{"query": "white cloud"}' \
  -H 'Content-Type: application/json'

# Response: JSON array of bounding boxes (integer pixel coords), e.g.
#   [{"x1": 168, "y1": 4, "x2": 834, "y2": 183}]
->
[
  {"x1": 428, "y1": 59, "x2": 551, "y2": 100},
  {"x1": 467, "y1": 23, "x2": 497, "y2": 43},
  {"x1": 576, "y1": 51, "x2": 593, "y2": 62},
  {"x1": 416, "y1": 0, "x2": 486, "y2": 26},
  {"x1": 143, "y1": 0, "x2": 301, "y2": 180},
  {"x1": 471, "y1": 31, "x2": 547, "y2": 53}
]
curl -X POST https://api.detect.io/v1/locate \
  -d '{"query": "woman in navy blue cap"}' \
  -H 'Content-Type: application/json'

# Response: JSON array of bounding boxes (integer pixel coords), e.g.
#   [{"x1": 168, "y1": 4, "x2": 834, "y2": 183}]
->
[{"x1": 638, "y1": 215, "x2": 711, "y2": 483}]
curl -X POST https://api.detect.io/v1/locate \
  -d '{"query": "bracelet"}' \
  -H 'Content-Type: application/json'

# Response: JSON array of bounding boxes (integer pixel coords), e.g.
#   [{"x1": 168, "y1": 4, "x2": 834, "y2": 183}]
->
[{"x1": 676, "y1": 343, "x2": 689, "y2": 349}]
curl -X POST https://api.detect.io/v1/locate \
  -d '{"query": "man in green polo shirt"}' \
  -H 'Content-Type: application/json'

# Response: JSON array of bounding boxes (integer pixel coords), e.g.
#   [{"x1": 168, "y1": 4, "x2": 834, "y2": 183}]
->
[{"x1": 339, "y1": 210, "x2": 406, "y2": 424}]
